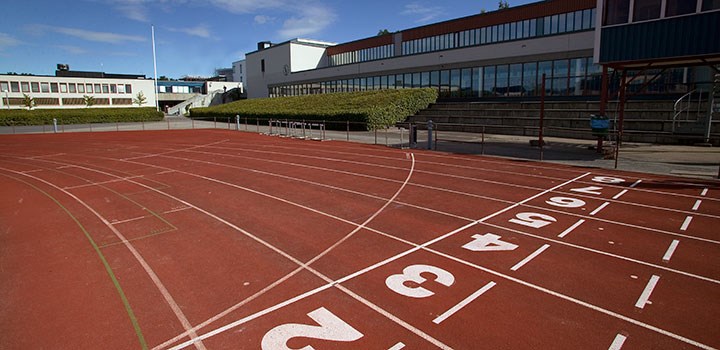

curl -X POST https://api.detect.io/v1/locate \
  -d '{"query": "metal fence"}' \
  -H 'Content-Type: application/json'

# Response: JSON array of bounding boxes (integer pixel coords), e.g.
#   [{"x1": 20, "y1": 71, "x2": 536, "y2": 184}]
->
[{"x1": 1, "y1": 116, "x2": 718, "y2": 179}]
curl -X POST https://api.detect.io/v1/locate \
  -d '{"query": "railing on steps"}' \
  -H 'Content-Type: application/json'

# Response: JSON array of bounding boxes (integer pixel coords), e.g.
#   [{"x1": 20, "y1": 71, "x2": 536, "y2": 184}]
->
[{"x1": 672, "y1": 89, "x2": 703, "y2": 133}]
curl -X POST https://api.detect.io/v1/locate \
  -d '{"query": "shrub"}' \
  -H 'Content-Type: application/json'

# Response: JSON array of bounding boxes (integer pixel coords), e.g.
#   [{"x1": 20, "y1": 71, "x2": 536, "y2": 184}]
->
[
  {"x1": 0, "y1": 107, "x2": 164, "y2": 126},
  {"x1": 189, "y1": 89, "x2": 438, "y2": 130}
]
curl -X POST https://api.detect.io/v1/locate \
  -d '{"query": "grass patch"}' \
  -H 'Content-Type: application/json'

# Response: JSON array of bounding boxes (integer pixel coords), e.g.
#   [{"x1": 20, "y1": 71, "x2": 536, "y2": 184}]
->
[
  {"x1": 189, "y1": 89, "x2": 438, "y2": 130},
  {"x1": 0, "y1": 107, "x2": 164, "y2": 126}
]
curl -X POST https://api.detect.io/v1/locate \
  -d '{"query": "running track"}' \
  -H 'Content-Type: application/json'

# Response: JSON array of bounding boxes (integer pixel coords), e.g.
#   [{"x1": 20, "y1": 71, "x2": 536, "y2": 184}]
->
[{"x1": 0, "y1": 129, "x2": 718, "y2": 350}]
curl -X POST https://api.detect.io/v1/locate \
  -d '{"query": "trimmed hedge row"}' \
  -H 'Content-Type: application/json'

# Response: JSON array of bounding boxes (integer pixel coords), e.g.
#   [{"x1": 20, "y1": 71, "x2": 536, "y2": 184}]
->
[
  {"x1": 0, "y1": 107, "x2": 164, "y2": 126},
  {"x1": 189, "y1": 89, "x2": 438, "y2": 130}
]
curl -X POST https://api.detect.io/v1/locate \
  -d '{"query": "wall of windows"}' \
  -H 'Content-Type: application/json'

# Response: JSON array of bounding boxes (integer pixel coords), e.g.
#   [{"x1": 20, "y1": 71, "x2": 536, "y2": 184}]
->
[
  {"x1": 328, "y1": 44, "x2": 394, "y2": 66},
  {"x1": 402, "y1": 8, "x2": 596, "y2": 56},
  {"x1": 604, "y1": 0, "x2": 720, "y2": 25},
  {"x1": 270, "y1": 56, "x2": 610, "y2": 98}
]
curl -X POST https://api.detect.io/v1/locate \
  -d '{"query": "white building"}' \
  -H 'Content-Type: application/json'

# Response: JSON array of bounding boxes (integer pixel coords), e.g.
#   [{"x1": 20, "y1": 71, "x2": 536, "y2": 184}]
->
[
  {"x1": 0, "y1": 73, "x2": 156, "y2": 109},
  {"x1": 232, "y1": 59, "x2": 246, "y2": 87}
]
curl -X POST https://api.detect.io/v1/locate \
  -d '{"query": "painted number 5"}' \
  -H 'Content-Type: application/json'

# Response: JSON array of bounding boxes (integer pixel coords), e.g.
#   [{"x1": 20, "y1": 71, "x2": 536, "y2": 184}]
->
[
  {"x1": 261, "y1": 307, "x2": 363, "y2": 350},
  {"x1": 385, "y1": 264, "x2": 455, "y2": 298}
]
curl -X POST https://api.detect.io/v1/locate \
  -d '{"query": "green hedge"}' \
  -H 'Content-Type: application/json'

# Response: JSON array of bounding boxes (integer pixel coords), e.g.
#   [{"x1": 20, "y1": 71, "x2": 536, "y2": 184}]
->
[
  {"x1": 189, "y1": 89, "x2": 438, "y2": 130},
  {"x1": 0, "y1": 107, "x2": 164, "y2": 126}
]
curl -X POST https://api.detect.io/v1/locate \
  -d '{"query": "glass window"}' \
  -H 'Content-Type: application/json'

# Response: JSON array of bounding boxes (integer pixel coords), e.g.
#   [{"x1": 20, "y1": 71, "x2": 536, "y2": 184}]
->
[
  {"x1": 21, "y1": 82, "x2": 30, "y2": 92},
  {"x1": 102, "y1": 84, "x2": 109, "y2": 94},
  {"x1": 110, "y1": 84, "x2": 117, "y2": 93},
  {"x1": 569, "y1": 58, "x2": 587, "y2": 96},
  {"x1": 497, "y1": 24, "x2": 504, "y2": 42},
  {"x1": 483, "y1": 66, "x2": 496, "y2": 96},
  {"x1": 0, "y1": 81, "x2": 8, "y2": 92},
  {"x1": 381, "y1": 75, "x2": 388, "y2": 89},
  {"x1": 558, "y1": 13, "x2": 567, "y2": 33},
  {"x1": 94, "y1": 84, "x2": 101, "y2": 93},
  {"x1": 509, "y1": 64, "x2": 522, "y2": 96},
  {"x1": 503, "y1": 23, "x2": 510, "y2": 41},
  {"x1": 550, "y1": 15, "x2": 559, "y2": 34},
  {"x1": 491, "y1": 25, "x2": 498, "y2": 42},
  {"x1": 523, "y1": 62, "x2": 538, "y2": 96},
  {"x1": 566, "y1": 11, "x2": 575, "y2": 32},
  {"x1": 421, "y1": 72, "x2": 430, "y2": 88},
  {"x1": 666, "y1": 0, "x2": 697, "y2": 16},
  {"x1": 412, "y1": 73, "x2": 421, "y2": 88},
  {"x1": 68, "y1": 83, "x2": 76, "y2": 93},
  {"x1": 450, "y1": 69, "x2": 461, "y2": 97},
  {"x1": 77, "y1": 84, "x2": 85, "y2": 93},
  {"x1": 496, "y1": 65, "x2": 509, "y2": 96},
  {"x1": 552, "y1": 59, "x2": 569, "y2": 95},
  {"x1": 544, "y1": 16, "x2": 551, "y2": 35},
  {"x1": 605, "y1": 0, "x2": 630, "y2": 25},
  {"x1": 529, "y1": 19, "x2": 537, "y2": 36},
  {"x1": 11, "y1": 82, "x2": 20, "y2": 92},
  {"x1": 574, "y1": 10, "x2": 584, "y2": 30},
  {"x1": 472, "y1": 67, "x2": 482, "y2": 97},
  {"x1": 117, "y1": 84, "x2": 125, "y2": 94},
  {"x1": 31, "y1": 82, "x2": 40, "y2": 93},
  {"x1": 430, "y1": 71, "x2": 440, "y2": 90},
  {"x1": 538, "y1": 61, "x2": 553, "y2": 94},
  {"x1": 480, "y1": 27, "x2": 487, "y2": 44},
  {"x1": 510, "y1": 22, "x2": 517, "y2": 40},
  {"x1": 703, "y1": 0, "x2": 720, "y2": 10},
  {"x1": 634, "y1": 0, "x2": 662, "y2": 21},
  {"x1": 402, "y1": 74, "x2": 411, "y2": 88},
  {"x1": 440, "y1": 70, "x2": 450, "y2": 97},
  {"x1": 584, "y1": 9, "x2": 594, "y2": 29},
  {"x1": 41, "y1": 82, "x2": 49, "y2": 93}
]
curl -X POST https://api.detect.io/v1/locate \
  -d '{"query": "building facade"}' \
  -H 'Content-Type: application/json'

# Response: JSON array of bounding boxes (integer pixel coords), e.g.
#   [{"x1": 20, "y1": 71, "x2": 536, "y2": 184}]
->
[
  {"x1": 246, "y1": 0, "x2": 718, "y2": 100},
  {"x1": 0, "y1": 73, "x2": 156, "y2": 109}
]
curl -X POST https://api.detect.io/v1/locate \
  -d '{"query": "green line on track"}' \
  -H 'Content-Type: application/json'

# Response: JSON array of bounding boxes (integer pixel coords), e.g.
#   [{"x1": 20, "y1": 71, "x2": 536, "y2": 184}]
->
[{"x1": 0, "y1": 173, "x2": 149, "y2": 350}]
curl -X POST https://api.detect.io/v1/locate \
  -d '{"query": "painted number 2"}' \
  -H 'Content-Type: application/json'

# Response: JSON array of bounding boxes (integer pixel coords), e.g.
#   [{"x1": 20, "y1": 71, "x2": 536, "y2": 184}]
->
[{"x1": 261, "y1": 307, "x2": 363, "y2": 350}]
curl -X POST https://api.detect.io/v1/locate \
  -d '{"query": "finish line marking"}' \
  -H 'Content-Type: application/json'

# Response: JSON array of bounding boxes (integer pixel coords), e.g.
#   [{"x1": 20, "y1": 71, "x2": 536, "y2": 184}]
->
[
  {"x1": 433, "y1": 282, "x2": 496, "y2": 324},
  {"x1": 635, "y1": 275, "x2": 660, "y2": 309},
  {"x1": 389, "y1": 343, "x2": 405, "y2": 350},
  {"x1": 692, "y1": 200, "x2": 702, "y2": 211},
  {"x1": 511, "y1": 245, "x2": 550, "y2": 271},
  {"x1": 612, "y1": 190, "x2": 628, "y2": 200},
  {"x1": 608, "y1": 334, "x2": 627, "y2": 349},
  {"x1": 662, "y1": 240, "x2": 680, "y2": 262},
  {"x1": 700, "y1": 188, "x2": 708, "y2": 196},
  {"x1": 558, "y1": 219, "x2": 586, "y2": 238},
  {"x1": 630, "y1": 180, "x2": 642, "y2": 188}
]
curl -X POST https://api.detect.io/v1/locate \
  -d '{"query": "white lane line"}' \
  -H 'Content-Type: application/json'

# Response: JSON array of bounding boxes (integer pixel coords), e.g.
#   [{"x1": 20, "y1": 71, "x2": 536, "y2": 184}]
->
[
  {"x1": 511, "y1": 245, "x2": 550, "y2": 271},
  {"x1": 590, "y1": 202, "x2": 610, "y2": 216},
  {"x1": 662, "y1": 240, "x2": 680, "y2": 262},
  {"x1": 612, "y1": 189, "x2": 629, "y2": 200},
  {"x1": 558, "y1": 219, "x2": 586, "y2": 238},
  {"x1": 64, "y1": 175, "x2": 144, "y2": 190},
  {"x1": 433, "y1": 282, "x2": 496, "y2": 324},
  {"x1": 608, "y1": 334, "x2": 627, "y2": 350},
  {"x1": 389, "y1": 343, "x2": 405, "y2": 350},
  {"x1": 629, "y1": 180, "x2": 642, "y2": 188},
  {"x1": 111, "y1": 207, "x2": 191, "y2": 225},
  {"x1": 20, "y1": 169, "x2": 43, "y2": 174},
  {"x1": 680, "y1": 216, "x2": 693, "y2": 231},
  {"x1": 701, "y1": 188, "x2": 708, "y2": 196},
  {"x1": 635, "y1": 275, "x2": 661, "y2": 309},
  {"x1": 692, "y1": 200, "x2": 702, "y2": 211}
]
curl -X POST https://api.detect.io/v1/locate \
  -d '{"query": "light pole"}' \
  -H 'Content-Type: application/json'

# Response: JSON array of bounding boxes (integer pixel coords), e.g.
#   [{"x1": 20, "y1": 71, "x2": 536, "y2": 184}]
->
[{"x1": 3, "y1": 89, "x2": 9, "y2": 109}]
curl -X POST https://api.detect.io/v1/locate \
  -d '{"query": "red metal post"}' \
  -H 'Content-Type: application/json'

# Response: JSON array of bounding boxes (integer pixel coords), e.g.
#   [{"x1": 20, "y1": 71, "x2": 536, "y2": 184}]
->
[
  {"x1": 614, "y1": 69, "x2": 627, "y2": 169},
  {"x1": 598, "y1": 65, "x2": 609, "y2": 153}
]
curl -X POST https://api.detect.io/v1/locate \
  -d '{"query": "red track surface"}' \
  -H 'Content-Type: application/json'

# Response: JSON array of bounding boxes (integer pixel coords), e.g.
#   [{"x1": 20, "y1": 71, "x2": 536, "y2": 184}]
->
[{"x1": 0, "y1": 129, "x2": 718, "y2": 350}]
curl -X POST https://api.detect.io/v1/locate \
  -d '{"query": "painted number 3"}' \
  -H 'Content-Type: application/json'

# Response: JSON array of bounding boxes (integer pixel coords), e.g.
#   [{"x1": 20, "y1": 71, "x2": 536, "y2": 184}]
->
[{"x1": 385, "y1": 264, "x2": 455, "y2": 298}]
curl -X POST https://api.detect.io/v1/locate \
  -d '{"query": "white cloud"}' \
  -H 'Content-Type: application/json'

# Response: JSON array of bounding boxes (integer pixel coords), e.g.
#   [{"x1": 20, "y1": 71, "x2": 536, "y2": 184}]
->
[
  {"x1": 208, "y1": 0, "x2": 284, "y2": 14},
  {"x1": 0, "y1": 33, "x2": 21, "y2": 51},
  {"x1": 277, "y1": 4, "x2": 335, "y2": 39},
  {"x1": 166, "y1": 24, "x2": 212, "y2": 38},
  {"x1": 54, "y1": 45, "x2": 88, "y2": 54},
  {"x1": 254, "y1": 15, "x2": 275, "y2": 24},
  {"x1": 401, "y1": 2, "x2": 444, "y2": 23},
  {"x1": 50, "y1": 26, "x2": 146, "y2": 44}
]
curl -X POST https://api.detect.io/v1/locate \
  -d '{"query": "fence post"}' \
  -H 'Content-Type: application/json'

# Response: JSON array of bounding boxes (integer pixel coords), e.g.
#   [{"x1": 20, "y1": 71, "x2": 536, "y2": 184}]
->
[
  {"x1": 374, "y1": 128, "x2": 377, "y2": 145},
  {"x1": 142, "y1": 120, "x2": 145, "y2": 131},
  {"x1": 167, "y1": 119, "x2": 170, "y2": 130},
  {"x1": 539, "y1": 73, "x2": 546, "y2": 161},
  {"x1": 481, "y1": 126, "x2": 485, "y2": 155},
  {"x1": 427, "y1": 120, "x2": 433, "y2": 150},
  {"x1": 214, "y1": 116, "x2": 217, "y2": 129},
  {"x1": 236, "y1": 115, "x2": 240, "y2": 131},
  {"x1": 346, "y1": 120, "x2": 350, "y2": 141},
  {"x1": 53, "y1": 118, "x2": 58, "y2": 133},
  {"x1": 256, "y1": 118, "x2": 259, "y2": 133},
  {"x1": 245, "y1": 117, "x2": 248, "y2": 131},
  {"x1": 192, "y1": 118, "x2": 195, "y2": 129}
]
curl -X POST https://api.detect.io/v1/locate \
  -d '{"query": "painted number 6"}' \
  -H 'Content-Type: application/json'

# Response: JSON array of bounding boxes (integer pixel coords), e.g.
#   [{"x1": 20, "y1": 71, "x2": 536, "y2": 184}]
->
[{"x1": 385, "y1": 264, "x2": 455, "y2": 298}]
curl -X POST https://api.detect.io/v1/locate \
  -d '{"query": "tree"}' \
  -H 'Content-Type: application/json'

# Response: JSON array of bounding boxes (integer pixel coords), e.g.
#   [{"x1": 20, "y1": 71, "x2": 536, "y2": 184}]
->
[
  {"x1": 498, "y1": 1, "x2": 510, "y2": 9},
  {"x1": 377, "y1": 29, "x2": 391, "y2": 36},
  {"x1": 133, "y1": 91, "x2": 147, "y2": 106},
  {"x1": 83, "y1": 95, "x2": 96, "y2": 108},
  {"x1": 22, "y1": 94, "x2": 35, "y2": 110}
]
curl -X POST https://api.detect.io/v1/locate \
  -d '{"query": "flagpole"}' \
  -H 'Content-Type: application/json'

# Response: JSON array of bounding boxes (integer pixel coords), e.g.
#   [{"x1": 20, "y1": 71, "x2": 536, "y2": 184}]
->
[{"x1": 152, "y1": 24, "x2": 159, "y2": 112}]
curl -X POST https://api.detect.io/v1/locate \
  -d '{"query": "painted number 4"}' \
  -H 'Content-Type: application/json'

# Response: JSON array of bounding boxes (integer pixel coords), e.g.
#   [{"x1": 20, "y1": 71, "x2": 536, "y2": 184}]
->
[{"x1": 462, "y1": 233, "x2": 518, "y2": 252}]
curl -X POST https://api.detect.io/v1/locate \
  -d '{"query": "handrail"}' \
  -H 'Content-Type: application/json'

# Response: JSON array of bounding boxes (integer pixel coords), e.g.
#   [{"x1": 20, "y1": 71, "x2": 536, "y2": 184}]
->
[{"x1": 672, "y1": 89, "x2": 700, "y2": 133}]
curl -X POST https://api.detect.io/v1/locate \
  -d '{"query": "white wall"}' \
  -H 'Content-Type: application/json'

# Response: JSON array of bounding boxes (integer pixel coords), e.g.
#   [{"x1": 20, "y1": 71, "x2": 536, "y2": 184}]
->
[
  {"x1": 246, "y1": 43, "x2": 293, "y2": 99},
  {"x1": 0, "y1": 75, "x2": 156, "y2": 109},
  {"x1": 206, "y1": 81, "x2": 243, "y2": 93},
  {"x1": 232, "y1": 59, "x2": 246, "y2": 87},
  {"x1": 289, "y1": 43, "x2": 327, "y2": 72}
]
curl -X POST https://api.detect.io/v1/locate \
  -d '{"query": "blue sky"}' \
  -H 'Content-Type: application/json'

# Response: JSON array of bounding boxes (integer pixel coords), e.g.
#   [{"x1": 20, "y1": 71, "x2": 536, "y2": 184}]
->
[{"x1": 1, "y1": 0, "x2": 533, "y2": 79}]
